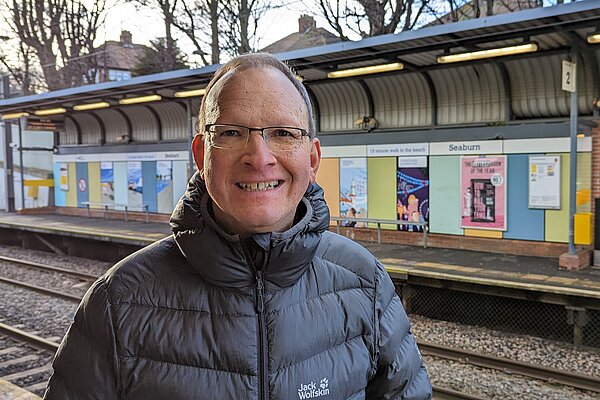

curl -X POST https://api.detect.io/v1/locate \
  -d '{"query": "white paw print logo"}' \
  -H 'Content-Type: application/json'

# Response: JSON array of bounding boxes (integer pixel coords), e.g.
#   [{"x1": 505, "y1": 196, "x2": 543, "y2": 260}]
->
[{"x1": 319, "y1": 378, "x2": 329, "y2": 390}]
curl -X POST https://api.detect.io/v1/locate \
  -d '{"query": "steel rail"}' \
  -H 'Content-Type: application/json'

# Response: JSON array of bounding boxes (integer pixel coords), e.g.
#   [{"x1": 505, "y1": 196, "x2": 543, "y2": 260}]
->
[
  {"x1": 0, "y1": 255, "x2": 99, "y2": 280},
  {"x1": 432, "y1": 385, "x2": 487, "y2": 400},
  {"x1": 419, "y1": 341, "x2": 600, "y2": 393},
  {"x1": 0, "y1": 276, "x2": 82, "y2": 302},
  {"x1": 0, "y1": 322, "x2": 60, "y2": 353}
]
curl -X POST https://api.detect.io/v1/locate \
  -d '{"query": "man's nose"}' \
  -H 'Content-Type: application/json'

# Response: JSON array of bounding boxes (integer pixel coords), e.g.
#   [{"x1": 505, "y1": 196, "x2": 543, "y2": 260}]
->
[{"x1": 241, "y1": 130, "x2": 277, "y2": 167}]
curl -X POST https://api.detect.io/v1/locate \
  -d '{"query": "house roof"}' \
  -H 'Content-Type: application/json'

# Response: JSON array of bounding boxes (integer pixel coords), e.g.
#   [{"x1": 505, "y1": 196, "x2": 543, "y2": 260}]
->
[
  {"x1": 261, "y1": 27, "x2": 341, "y2": 53},
  {"x1": 96, "y1": 41, "x2": 149, "y2": 71}
]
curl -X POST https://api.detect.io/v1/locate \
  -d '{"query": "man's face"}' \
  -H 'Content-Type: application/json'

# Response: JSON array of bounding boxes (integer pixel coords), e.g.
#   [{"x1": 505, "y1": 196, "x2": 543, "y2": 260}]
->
[{"x1": 192, "y1": 67, "x2": 321, "y2": 236}]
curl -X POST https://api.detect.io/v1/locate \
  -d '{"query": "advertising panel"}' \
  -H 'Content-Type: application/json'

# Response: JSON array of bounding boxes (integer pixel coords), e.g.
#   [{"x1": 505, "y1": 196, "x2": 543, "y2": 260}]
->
[
  {"x1": 127, "y1": 161, "x2": 143, "y2": 206},
  {"x1": 100, "y1": 162, "x2": 114, "y2": 203},
  {"x1": 460, "y1": 156, "x2": 507, "y2": 230},
  {"x1": 528, "y1": 156, "x2": 561, "y2": 209},
  {"x1": 397, "y1": 162, "x2": 429, "y2": 232},
  {"x1": 156, "y1": 161, "x2": 173, "y2": 214},
  {"x1": 339, "y1": 158, "x2": 367, "y2": 227},
  {"x1": 59, "y1": 163, "x2": 68, "y2": 191}
]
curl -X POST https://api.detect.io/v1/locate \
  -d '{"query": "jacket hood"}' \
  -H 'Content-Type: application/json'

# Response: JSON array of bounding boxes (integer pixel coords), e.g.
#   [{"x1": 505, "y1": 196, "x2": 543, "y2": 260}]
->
[{"x1": 170, "y1": 172, "x2": 330, "y2": 289}]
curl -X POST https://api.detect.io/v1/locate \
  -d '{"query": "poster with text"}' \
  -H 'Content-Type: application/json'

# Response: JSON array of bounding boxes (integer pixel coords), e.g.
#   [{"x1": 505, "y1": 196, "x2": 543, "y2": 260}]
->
[
  {"x1": 59, "y1": 163, "x2": 68, "y2": 191},
  {"x1": 460, "y1": 156, "x2": 507, "y2": 230},
  {"x1": 127, "y1": 161, "x2": 143, "y2": 206},
  {"x1": 339, "y1": 158, "x2": 367, "y2": 227},
  {"x1": 528, "y1": 156, "x2": 560, "y2": 209},
  {"x1": 397, "y1": 164, "x2": 429, "y2": 232},
  {"x1": 156, "y1": 161, "x2": 173, "y2": 213},
  {"x1": 100, "y1": 162, "x2": 114, "y2": 203}
]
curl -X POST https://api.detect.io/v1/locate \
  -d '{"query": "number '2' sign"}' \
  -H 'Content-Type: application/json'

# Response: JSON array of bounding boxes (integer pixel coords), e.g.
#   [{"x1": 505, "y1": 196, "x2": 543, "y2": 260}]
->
[{"x1": 562, "y1": 60, "x2": 576, "y2": 93}]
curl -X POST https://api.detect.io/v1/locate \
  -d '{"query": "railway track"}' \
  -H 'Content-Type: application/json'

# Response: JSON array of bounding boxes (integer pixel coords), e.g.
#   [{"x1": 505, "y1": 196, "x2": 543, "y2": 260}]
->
[
  {"x1": 0, "y1": 323, "x2": 59, "y2": 396},
  {"x1": 419, "y1": 340, "x2": 600, "y2": 394},
  {"x1": 1, "y1": 256, "x2": 598, "y2": 398},
  {"x1": 0, "y1": 255, "x2": 98, "y2": 280}
]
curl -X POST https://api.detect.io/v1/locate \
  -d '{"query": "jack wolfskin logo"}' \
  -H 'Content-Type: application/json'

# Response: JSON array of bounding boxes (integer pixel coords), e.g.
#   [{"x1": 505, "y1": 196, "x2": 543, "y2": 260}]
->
[
  {"x1": 297, "y1": 377, "x2": 330, "y2": 399},
  {"x1": 319, "y1": 378, "x2": 328, "y2": 390}
]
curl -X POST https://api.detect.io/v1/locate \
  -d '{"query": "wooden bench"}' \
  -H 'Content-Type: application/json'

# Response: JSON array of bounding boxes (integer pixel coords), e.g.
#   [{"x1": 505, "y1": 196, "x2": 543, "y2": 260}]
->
[
  {"x1": 330, "y1": 216, "x2": 428, "y2": 248},
  {"x1": 81, "y1": 201, "x2": 150, "y2": 223}
]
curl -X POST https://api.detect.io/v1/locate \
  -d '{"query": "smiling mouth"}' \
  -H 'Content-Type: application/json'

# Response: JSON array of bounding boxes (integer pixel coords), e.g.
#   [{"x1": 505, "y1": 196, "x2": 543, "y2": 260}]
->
[{"x1": 236, "y1": 180, "x2": 282, "y2": 192}]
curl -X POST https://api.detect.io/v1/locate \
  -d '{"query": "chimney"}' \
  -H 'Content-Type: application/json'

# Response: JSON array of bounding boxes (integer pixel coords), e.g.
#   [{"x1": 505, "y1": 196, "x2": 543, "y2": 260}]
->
[
  {"x1": 298, "y1": 15, "x2": 316, "y2": 34},
  {"x1": 120, "y1": 30, "x2": 132, "y2": 45}
]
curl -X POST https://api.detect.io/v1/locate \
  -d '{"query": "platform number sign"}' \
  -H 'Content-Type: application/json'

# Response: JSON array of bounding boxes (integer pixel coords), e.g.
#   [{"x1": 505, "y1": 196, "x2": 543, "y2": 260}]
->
[{"x1": 562, "y1": 60, "x2": 576, "y2": 93}]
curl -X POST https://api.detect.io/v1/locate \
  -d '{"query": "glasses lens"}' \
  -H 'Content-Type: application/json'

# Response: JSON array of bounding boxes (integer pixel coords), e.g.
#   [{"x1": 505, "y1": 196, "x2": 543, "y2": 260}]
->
[
  {"x1": 264, "y1": 128, "x2": 305, "y2": 151},
  {"x1": 209, "y1": 125, "x2": 247, "y2": 149}
]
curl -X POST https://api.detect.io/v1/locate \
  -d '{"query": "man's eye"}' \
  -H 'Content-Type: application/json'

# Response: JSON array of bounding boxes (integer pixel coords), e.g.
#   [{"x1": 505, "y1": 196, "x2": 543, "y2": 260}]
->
[
  {"x1": 272, "y1": 129, "x2": 294, "y2": 137},
  {"x1": 219, "y1": 129, "x2": 242, "y2": 137}
]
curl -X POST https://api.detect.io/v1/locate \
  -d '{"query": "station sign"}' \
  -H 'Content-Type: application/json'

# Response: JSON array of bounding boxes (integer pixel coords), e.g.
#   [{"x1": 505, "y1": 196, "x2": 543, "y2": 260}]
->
[
  {"x1": 430, "y1": 140, "x2": 502, "y2": 155},
  {"x1": 562, "y1": 60, "x2": 576, "y2": 93},
  {"x1": 25, "y1": 117, "x2": 64, "y2": 132},
  {"x1": 367, "y1": 143, "x2": 428, "y2": 157}
]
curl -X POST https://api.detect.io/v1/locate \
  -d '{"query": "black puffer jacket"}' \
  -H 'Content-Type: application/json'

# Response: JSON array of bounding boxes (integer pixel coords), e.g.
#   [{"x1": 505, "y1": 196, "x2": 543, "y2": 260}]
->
[{"x1": 44, "y1": 173, "x2": 431, "y2": 400}]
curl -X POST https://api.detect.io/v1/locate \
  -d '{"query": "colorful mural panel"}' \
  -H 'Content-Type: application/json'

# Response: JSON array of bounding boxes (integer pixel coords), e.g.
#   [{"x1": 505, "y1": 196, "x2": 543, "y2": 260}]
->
[
  {"x1": 127, "y1": 161, "x2": 143, "y2": 206},
  {"x1": 397, "y1": 166, "x2": 429, "y2": 232},
  {"x1": 157, "y1": 161, "x2": 173, "y2": 214},
  {"x1": 100, "y1": 162, "x2": 115, "y2": 203},
  {"x1": 339, "y1": 158, "x2": 367, "y2": 227}
]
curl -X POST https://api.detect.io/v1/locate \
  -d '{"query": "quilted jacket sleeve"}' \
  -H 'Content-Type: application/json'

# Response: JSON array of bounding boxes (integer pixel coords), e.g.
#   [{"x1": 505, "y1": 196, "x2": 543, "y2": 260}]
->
[
  {"x1": 43, "y1": 276, "x2": 120, "y2": 400},
  {"x1": 365, "y1": 262, "x2": 432, "y2": 400}
]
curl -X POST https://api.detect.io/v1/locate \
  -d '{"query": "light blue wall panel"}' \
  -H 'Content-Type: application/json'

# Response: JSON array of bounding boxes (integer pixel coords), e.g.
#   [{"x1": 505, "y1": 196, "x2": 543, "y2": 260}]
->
[
  {"x1": 172, "y1": 161, "x2": 189, "y2": 207},
  {"x1": 142, "y1": 161, "x2": 157, "y2": 213},
  {"x1": 429, "y1": 156, "x2": 463, "y2": 235},
  {"x1": 53, "y1": 163, "x2": 66, "y2": 207},
  {"x1": 75, "y1": 163, "x2": 88, "y2": 207},
  {"x1": 504, "y1": 154, "x2": 545, "y2": 241},
  {"x1": 114, "y1": 162, "x2": 128, "y2": 210}
]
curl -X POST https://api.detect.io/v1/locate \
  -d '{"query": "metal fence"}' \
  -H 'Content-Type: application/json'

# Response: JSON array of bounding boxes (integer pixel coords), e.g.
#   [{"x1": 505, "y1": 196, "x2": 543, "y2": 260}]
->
[
  {"x1": 330, "y1": 216, "x2": 428, "y2": 247},
  {"x1": 398, "y1": 284, "x2": 600, "y2": 348}
]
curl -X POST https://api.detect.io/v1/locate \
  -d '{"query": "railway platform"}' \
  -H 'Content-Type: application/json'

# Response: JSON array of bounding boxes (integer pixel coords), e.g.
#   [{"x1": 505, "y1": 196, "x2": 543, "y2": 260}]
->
[
  {"x1": 0, "y1": 378, "x2": 41, "y2": 399},
  {"x1": 0, "y1": 212, "x2": 599, "y2": 296}
]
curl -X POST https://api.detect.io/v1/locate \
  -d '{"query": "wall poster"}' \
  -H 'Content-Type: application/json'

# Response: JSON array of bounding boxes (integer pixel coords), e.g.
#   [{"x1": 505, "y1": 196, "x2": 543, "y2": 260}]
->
[
  {"x1": 460, "y1": 156, "x2": 507, "y2": 230},
  {"x1": 397, "y1": 158, "x2": 429, "y2": 232},
  {"x1": 100, "y1": 162, "x2": 114, "y2": 203},
  {"x1": 156, "y1": 161, "x2": 173, "y2": 214},
  {"x1": 339, "y1": 158, "x2": 367, "y2": 227},
  {"x1": 59, "y1": 163, "x2": 69, "y2": 191},
  {"x1": 127, "y1": 161, "x2": 143, "y2": 206},
  {"x1": 528, "y1": 156, "x2": 561, "y2": 209}
]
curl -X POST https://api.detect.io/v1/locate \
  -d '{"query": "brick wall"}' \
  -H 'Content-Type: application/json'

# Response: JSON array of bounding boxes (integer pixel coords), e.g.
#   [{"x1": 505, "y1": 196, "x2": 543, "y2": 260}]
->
[
  {"x1": 591, "y1": 121, "x2": 600, "y2": 251},
  {"x1": 332, "y1": 226, "x2": 568, "y2": 258}
]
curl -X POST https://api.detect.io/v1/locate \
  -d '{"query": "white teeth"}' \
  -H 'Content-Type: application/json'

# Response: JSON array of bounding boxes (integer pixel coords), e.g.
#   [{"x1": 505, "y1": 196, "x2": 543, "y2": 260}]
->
[{"x1": 238, "y1": 180, "x2": 280, "y2": 192}]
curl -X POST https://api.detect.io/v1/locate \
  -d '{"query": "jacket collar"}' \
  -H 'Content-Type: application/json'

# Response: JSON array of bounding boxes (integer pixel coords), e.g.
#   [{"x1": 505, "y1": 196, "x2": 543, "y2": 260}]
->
[{"x1": 170, "y1": 173, "x2": 330, "y2": 289}]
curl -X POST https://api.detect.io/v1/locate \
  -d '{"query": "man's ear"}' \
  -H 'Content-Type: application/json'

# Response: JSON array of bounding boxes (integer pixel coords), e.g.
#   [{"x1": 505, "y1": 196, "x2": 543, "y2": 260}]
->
[
  {"x1": 309, "y1": 138, "x2": 321, "y2": 184},
  {"x1": 191, "y1": 135, "x2": 205, "y2": 175}
]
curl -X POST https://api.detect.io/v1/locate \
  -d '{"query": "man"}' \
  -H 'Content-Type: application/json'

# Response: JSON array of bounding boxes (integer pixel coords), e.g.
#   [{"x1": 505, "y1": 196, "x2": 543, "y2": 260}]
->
[{"x1": 44, "y1": 53, "x2": 431, "y2": 399}]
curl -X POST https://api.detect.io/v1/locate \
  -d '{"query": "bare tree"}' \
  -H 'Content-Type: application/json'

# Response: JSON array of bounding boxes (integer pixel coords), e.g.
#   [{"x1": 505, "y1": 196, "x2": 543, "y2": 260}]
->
[
  {"x1": 1, "y1": 0, "x2": 107, "y2": 92},
  {"x1": 171, "y1": 0, "x2": 220, "y2": 65},
  {"x1": 169, "y1": 0, "x2": 275, "y2": 65},
  {"x1": 132, "y1": 0, "x2": 181, "y2": 70},
  {"x1": 316, "y1": 0, "x2": 430, "y2": 39},
  {"x1": 221, "y1": 0, "x2": 274, "y2": 56}
]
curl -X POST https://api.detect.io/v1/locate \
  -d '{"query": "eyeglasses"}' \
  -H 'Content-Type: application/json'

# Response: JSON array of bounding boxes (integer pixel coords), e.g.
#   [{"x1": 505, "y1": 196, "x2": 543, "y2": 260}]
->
[{"x1": 204, "y1": 124, "x2": 310, "y2": 151}]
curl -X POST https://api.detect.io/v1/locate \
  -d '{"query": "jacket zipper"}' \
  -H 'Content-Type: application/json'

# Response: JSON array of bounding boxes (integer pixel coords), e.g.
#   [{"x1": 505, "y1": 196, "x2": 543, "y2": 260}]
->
[{"x1": 256, "y1": 270, "x2": 268, "y2": 400}]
